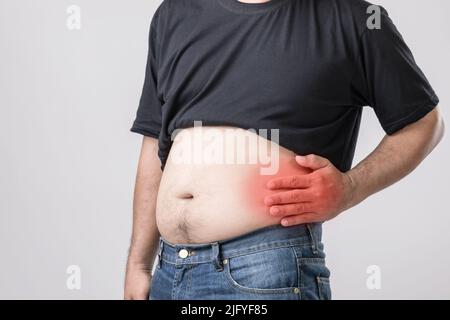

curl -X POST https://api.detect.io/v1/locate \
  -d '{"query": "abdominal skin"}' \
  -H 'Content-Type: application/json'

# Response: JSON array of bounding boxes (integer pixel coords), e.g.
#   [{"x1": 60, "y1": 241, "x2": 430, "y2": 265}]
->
[{"x1": 242, "y1": 155, "x2": 312, "y2": 217}]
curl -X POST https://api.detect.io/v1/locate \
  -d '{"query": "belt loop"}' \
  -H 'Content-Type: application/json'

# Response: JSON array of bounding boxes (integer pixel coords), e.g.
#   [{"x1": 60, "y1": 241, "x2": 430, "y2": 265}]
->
[
  {"x1": 157, "y1": 238, "x2": 164, "y2": 269},
  {"x1": 306, "y1": 224, "x2": 318, "y2": 255},
  {"x1": 211, "y1": 242, "x2": 223, "y2": 272}
]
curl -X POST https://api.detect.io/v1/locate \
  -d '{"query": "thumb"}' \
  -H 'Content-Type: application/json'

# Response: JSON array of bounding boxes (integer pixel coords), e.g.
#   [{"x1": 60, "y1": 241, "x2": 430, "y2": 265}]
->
[{"x1": 295, "y1": 154, "x2": 330, "y2": 170}]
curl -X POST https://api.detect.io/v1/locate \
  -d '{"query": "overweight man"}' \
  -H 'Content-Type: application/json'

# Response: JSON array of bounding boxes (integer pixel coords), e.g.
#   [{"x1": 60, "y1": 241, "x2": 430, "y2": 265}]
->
[{"x1": 124, "y1": 0, "x2": 444, "y2": 300}]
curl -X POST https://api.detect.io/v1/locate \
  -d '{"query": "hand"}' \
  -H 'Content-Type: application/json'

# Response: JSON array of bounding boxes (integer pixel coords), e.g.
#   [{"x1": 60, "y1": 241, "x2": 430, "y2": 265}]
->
[
  {"x1": 124, "y1": 263, "x2": 152, "y2": 300},
  {"x1": 264, "y1": 154, "x2": 356, "y2": 227}
]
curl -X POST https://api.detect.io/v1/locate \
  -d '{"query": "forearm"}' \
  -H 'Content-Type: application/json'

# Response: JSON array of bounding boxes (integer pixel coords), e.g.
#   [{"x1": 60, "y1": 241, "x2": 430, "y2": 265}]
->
[
  {"x1": 127, "y1": 138, "x2": 162, "y2": 270},
  {"x1": 127, "y1": 178, "x2": 160, "y2": 269},
  {"x1": 347, "y1": 108, "x2": 444, "y2": 208}
]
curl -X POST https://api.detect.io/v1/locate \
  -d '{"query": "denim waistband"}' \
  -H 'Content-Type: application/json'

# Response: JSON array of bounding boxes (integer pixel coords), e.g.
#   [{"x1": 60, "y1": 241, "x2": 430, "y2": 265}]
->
[{"x1": 157, "y1": 223, "x2": 323, "y2": 269}]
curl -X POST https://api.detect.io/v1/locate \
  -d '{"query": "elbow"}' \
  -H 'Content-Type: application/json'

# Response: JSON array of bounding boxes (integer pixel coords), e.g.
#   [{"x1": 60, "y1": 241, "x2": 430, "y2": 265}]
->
[
  {"x1": 439, "y1": 117, "x2": 445, "y2": 142},
  {"x1": 426, "y1": 106, "x2": 445, "y2": 152},
  {"x1": 434, "y1": 106, "x2": 445, "y2": 144}
]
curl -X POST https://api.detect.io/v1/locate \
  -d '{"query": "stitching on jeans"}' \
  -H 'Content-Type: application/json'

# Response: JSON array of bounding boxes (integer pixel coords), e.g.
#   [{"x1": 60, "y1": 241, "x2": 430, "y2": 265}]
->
[
  {"x1": 186, "y1": 265, "x2": 193, "y2": 298},
  {"x1": 160, "y1": 242, "x2": 313, "y2": 265},
  {"x1": 316, "y1": 276, "x2": 331, "y2": 300},
  {"x1": 171, "y1": 268, "x2": 181, "y2": 300},
  {"x1": 306, "y1": 224, "x2": 318, "y2": 255},
  {"x1": 291, "y1": 246, "x2": 301, "y2": 290},
  {"x1": 222, "y1": 261, "x2": 296, "y2": 295},
  {"x1": 316, "y1": 277, "x2": 323, "y2": 300},
  {"x1": 299, "y1": 257, "x2": 325, "y2": 264},
  {"x1": 225, "y1": 243, "x2": 310, "y2": 260}
]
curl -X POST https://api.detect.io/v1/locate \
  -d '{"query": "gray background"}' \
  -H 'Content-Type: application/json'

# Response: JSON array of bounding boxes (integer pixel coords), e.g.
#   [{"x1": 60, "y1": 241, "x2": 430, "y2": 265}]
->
[{"x1": 0, "y1": 0, "x2": 448, "y2": 299}]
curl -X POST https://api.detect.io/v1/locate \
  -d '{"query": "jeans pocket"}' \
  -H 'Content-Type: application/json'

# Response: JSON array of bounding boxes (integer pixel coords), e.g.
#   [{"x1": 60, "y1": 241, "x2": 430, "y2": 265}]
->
[{"x1": 223, "y1": 247, "x2": 300, "y2": 295}]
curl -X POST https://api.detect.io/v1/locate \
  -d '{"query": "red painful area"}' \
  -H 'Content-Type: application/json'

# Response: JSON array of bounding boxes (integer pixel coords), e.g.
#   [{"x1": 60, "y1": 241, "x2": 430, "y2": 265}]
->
[{"x1": 242, "y1": 156, "x2": 312, "y2": 217}]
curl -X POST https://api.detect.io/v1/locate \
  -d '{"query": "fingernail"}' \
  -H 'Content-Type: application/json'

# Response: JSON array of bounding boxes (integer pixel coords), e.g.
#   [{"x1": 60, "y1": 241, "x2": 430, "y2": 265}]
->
[
  {"x1": 265, "y1": 198, "x2": 273, "y2": 206},
  {"x1": 281, "y1": 220, "x2": 290, "y2": 226},
  {"x1": 271, "y1": 207, "x2": 279, "y2": 215},
  {"x1": 267, "y1": 181, "x2": 275, "y2": 189}
]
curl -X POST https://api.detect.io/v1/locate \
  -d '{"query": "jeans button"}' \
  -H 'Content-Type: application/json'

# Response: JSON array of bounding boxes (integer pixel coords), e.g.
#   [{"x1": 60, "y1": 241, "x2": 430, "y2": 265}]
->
[{"x1": 178, "y1": 249, "x2": 189, "y2": 259}]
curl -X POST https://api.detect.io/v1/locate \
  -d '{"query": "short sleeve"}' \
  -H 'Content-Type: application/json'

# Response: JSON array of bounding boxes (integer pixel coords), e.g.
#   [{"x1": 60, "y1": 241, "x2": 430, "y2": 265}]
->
[
  {"x1": 130, "y1": 14, "x2": 163, "y2": 139},
  {"x1": 352, "y1": 6, "x2": 439, "y2": 134}
]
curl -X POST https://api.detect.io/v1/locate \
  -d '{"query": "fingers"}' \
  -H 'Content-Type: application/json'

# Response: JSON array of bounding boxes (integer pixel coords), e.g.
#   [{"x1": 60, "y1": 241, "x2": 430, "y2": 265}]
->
[
  {"x1": 295, "y1": 154, "x2": 330, "y2": 171},
  {"x1": 269, "y1": 202, "x2": 314, "y2": 216},
  {"x1": 265, "y1": 189, "x2": 313, "y2": 206},
  {"x1": 280, "y1": 213, "x2": 320, "y2": 227},
  {"x1": 267, "y1": 174, "x2": 311, "y2": 190}
]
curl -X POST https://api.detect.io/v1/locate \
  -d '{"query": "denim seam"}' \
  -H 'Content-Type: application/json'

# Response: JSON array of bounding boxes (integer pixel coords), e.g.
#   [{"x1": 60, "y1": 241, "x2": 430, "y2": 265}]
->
[
  {"x1": 223, "y1": 237, "x2": 311, "y2": 254},
  {"x1": 171, "y1": 268, "x2": 181, "y2": 300},
  {"x1": 160, "y1": 241, "x2": 313, "y2": 265},
  {"x1": 316, "y1": 276, "x2": 331, "y2": 300},
  {"x1": 160, "y1": 244, "x2": 314, "y2": 265},
  {"x1": 317, "y1": 276, "x2": 330, "y2": 284},
  {"x1": 316, "y1": 277, "x2": 323, "y2": 300},
  {"x1": 162, "y1": 236, "x2": 311, "y2": 252},
  {"x1": 225, "y1": 242, "x2": 311, "y2": 260},
  {"x1": 186, "y1": 265, "x2": 193, "y2": 298},
  {"x1": 298, "y1": 257, "x2": 326, "y2": 264},
  {"x1": 292, "y1": 247, "x2": 301, "y2": 291},
  {"x1": 306, "y1": 224, "x2": 319, "y2": 255}
]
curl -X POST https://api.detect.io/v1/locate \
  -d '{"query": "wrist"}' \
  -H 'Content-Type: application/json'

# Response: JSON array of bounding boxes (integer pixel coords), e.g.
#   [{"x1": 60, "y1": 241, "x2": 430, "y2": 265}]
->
[
  {"x1": 127, "y1": 251, "x2": 153, "y2": 271},
  {"x1": 127, "y1": 236, "x2": 160, "y2": 270},
  {"x1": 345, "y1": 170, "x2": 366, "y2": 209},
  {"x1": 126, "y1": 260, "x2": 152, "y2": 274}
]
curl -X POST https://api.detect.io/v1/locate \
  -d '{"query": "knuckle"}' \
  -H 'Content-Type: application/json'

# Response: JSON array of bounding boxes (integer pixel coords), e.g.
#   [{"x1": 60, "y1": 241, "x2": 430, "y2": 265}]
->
[
  {"x1": 316, "y1": 189, "x2": 324, "y2": 200},
  {"x1": 313, "y1": 189, "x2": 323, "y2": 198},
  {"x1": 311, "y1": 188, "x2": 319, "y2": 197},
  {"x1": 315, "y1": 203, "x2": 325, "y2": 212},
  {"x1": 315, "y1": 174, "x2": 325, "y2": 184}
]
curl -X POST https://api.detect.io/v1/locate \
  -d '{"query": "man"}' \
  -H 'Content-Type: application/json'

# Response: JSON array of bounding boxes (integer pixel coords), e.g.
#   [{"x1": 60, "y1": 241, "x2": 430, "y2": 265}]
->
[{"x1": 125, "y1": 0, "x2": 444, "y2": 300}]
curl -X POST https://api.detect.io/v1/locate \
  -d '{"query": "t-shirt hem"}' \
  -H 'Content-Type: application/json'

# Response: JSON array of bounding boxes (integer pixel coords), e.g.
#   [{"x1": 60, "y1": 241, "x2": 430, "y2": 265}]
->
[
  {"x1": 383, "y1": 95, "x2": 439, "y2": 135},
  {"x1": 130, "y1": 125, "x2": 160, "y2": 139}
]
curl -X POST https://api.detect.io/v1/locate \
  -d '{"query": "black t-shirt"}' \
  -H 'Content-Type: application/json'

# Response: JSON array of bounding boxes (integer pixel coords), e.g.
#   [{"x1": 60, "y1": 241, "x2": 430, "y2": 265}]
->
[{"x1": 131, "y1": 0, "x2": 439, "y2": 171}]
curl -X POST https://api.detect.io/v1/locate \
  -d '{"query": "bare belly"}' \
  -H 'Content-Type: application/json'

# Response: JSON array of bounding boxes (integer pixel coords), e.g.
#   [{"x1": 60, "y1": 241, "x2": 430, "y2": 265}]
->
[{"x1": 155, "y1": 126, "x2": 310, "y2": 244}]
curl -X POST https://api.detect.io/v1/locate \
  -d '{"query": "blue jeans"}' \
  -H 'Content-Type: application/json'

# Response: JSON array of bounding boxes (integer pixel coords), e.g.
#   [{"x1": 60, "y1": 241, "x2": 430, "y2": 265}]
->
[{"x1": 150, "y1": 223, "x2": 331, "y2": 300}]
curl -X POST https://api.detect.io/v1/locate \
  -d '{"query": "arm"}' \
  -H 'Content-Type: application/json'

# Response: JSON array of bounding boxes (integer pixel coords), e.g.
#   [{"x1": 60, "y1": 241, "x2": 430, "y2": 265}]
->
[
  {"x1": 347, "y1": 107, "x2": 445, "y2": 210},
  {"x1": 265, "y1": 107, "x2": 445, "y2": 226},
  {"x1": 124, "y1": 136, "x2": 162, "y2": 300}
]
